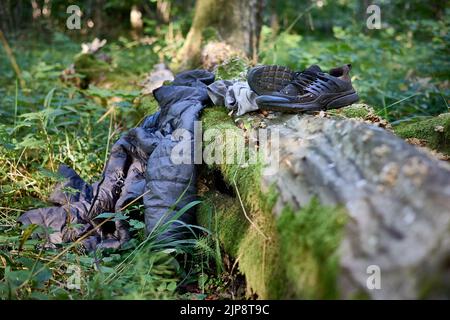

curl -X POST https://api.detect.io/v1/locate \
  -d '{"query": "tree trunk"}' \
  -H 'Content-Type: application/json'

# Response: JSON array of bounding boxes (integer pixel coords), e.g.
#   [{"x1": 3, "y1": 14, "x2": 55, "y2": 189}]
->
[
  {"x1": 156, "y1": 0, "x2": 171, "y2": 24},
  {"x1": 176, "y1": 0, "x2": 263, "y2": 70},
  {"x1": 94, "y1": 0, "x2": 105, "y2": 35},
  {"x1": 198, "y1": 107, "x2": 450, "y2": 299}
]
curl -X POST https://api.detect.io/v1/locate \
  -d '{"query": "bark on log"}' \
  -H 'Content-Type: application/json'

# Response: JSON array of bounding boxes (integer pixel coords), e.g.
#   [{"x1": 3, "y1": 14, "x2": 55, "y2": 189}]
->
[
  {"x1": 263, "y1": 114, "x2": 450, "y2": 299},
  {"x1": 198, "y1": 108, "x2": 450, "y2": 299}
]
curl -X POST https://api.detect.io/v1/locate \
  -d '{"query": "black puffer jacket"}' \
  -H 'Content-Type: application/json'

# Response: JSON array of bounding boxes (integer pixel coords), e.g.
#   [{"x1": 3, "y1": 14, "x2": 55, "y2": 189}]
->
[{"x1": 18, "y1": 70, "x2": 215, "y2": 250}]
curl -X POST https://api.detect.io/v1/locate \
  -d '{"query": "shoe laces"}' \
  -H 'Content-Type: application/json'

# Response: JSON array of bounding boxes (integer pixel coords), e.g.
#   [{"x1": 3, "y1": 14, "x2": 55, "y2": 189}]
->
[
  {"x1": 284, "y1": 70, "x2": 317, "y2": 92},
  {"x1": 304, "y1": 73, "x2": 337, "y2": 96}
]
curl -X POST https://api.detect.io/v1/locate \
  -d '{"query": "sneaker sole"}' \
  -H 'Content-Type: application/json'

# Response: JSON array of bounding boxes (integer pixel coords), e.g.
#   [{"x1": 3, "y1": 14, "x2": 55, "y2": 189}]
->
[
  {"x1": 247, "y1": 65, "x2": 294, "y2": 96},
  {"x1": 258, "y1": 91, "x2": 360, "y2": 113}
]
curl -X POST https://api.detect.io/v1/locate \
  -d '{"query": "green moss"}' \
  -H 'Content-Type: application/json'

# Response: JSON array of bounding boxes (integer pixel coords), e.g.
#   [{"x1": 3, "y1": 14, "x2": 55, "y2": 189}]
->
[
  {"x1": 393, "y1": 113, "x2": 450, "y2": 155},
  {"x1": 200, "y1": 107, "x2": 286, "y2": 298},
  {"x1": 202, "y1": 107, "x2": 235, "y2": 132},
  {"x1": 197, "y1": 192, "x2": 248, "y2": 257},
  {"x1": 197, "y1": 191, "x2": 285, "y2": 299},
  {"x1": 328, "y1": 104, "x2": 375, "y2": 119},
  {"x1": 277, "y1": 198, "x2": 347, "y2": 299}
]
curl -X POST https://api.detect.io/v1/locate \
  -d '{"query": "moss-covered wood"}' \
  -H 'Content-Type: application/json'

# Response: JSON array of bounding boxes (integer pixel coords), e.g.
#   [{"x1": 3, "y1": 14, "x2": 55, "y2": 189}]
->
[
  {"x1": 197, "y1": 108, "x2": 283, "y2": 298},
  {"x1": 198, "y1": 105, "x2": 450, "y2": 299},
  {"x1": 330, "y1": 105, "x2": 450, "y2": 157},
  {"x1": 197, "y1": 108, "x2": 349, "y2": 299},
  {"x1": 393, "y1": 113, "x2": 450, "y2": 156}
]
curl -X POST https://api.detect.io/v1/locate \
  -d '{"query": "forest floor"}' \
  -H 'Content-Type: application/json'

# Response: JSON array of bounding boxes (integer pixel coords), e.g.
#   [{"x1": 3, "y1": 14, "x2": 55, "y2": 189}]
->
[{"x1": 0, "y1": 28, "x2": 448, "y2": 299}]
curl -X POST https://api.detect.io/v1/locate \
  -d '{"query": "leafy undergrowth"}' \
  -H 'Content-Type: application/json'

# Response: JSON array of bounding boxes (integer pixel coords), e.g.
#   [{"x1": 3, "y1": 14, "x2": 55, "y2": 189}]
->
[{"x1": 0, "y1": 34, "x2": 233, "y2": 300}]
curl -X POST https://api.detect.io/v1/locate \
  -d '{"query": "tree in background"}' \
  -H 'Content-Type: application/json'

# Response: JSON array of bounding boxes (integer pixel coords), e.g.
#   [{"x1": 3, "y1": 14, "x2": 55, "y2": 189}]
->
[{"x1": 176, "y1": 0, "x2": 264, "y2": 70}]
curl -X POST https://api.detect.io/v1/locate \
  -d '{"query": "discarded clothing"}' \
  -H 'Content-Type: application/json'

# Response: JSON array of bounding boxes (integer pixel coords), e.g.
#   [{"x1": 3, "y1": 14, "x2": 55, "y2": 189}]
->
[
  {"x1": 18, "y1": 69, "x2": 263, "y2": 250},
  {"x1": 207, "y1": 80, "x2": 259, "y2": 116},
  {"x1": 18, "y1": 70, "x2": 215, "y2": 251}
]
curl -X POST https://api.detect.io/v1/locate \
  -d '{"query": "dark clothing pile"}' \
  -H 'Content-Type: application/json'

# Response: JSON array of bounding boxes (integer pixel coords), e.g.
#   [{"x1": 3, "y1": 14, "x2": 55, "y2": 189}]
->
[{"x1": 18, "y1": 70, "x2": 217, "y2": 251}]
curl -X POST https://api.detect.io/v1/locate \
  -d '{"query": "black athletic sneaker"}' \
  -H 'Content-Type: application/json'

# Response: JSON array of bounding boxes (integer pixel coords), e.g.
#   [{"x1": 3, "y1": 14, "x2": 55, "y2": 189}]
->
[
  {"x1": 247, "y1": 65, "x2": 322, "y2": 96},
  {"x1": 255, "y1": 64, "x2": 359, "y2": 112}
]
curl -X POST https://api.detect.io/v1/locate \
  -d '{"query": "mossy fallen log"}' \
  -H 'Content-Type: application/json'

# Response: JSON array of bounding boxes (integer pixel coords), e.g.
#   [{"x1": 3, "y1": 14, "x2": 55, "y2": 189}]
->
[{"x1": 197, "y1": 105, "x2": 450, "y2": 299}]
